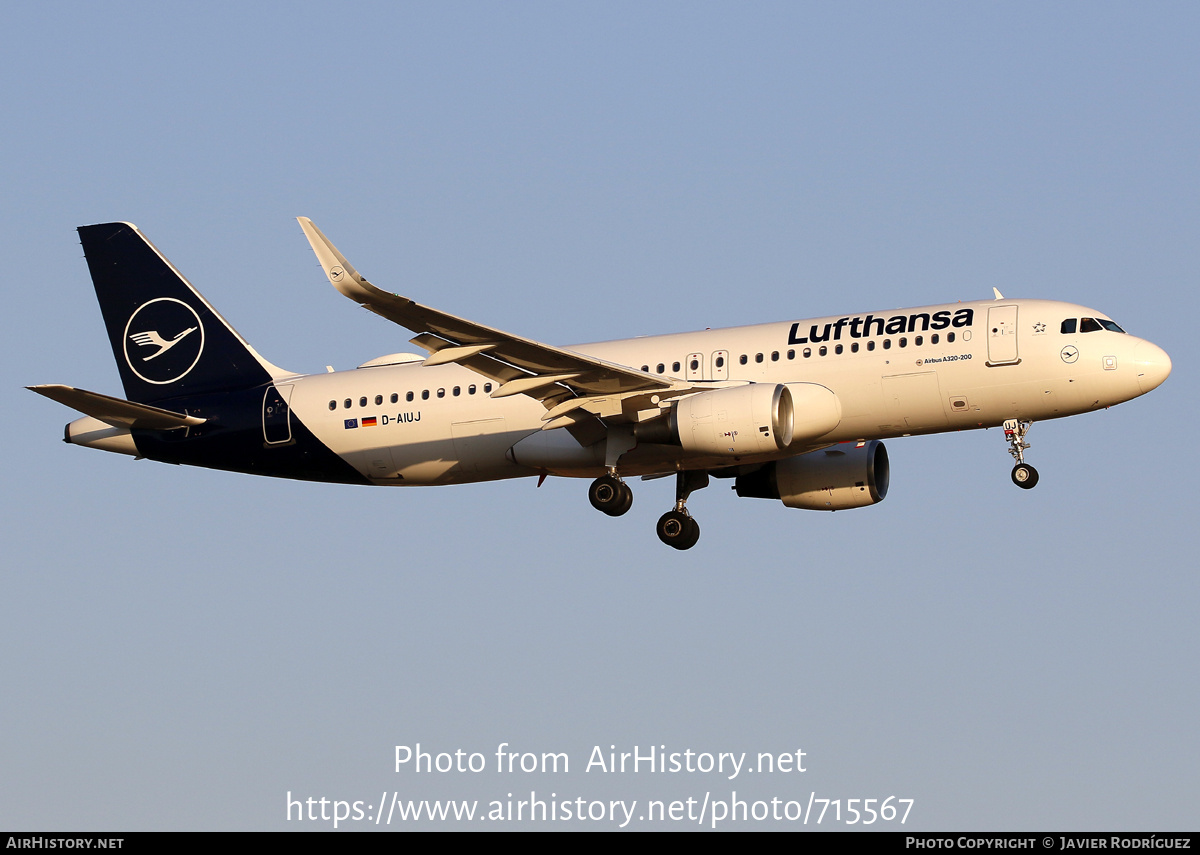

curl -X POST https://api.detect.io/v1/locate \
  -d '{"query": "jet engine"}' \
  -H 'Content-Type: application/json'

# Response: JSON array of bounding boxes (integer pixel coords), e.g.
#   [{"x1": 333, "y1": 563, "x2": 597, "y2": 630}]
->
[
  {"x1": 637, "y1": 384, "x2": 795, "y2": 457},
  {"x1": 734, "y1": 440, "x2": 890, "y2": 510}
]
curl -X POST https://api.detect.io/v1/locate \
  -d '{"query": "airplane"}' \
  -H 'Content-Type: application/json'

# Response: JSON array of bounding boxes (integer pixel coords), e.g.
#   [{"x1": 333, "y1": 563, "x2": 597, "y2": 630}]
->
[{"x1": 30, "y1": 220, "x2": 1172, "y2": 549}]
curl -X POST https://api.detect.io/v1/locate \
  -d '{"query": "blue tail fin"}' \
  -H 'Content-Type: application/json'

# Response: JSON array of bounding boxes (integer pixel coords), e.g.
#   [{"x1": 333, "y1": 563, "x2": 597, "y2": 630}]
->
[{"x1": 78, "y1": 222, "x2": 285, "y2": 404}]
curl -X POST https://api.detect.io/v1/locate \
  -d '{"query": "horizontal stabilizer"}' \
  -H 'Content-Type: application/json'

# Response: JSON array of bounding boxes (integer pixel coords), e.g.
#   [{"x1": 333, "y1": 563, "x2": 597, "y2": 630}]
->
[{"x1": 28, "y1": 385, "x2": 206, "y2": 430}]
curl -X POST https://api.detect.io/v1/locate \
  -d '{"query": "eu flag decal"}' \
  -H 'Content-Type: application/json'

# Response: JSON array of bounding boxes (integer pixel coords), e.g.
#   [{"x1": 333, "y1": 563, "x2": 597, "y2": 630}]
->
[{"x1": 344, "y1": 418, "x2": 358, "y2": 429}]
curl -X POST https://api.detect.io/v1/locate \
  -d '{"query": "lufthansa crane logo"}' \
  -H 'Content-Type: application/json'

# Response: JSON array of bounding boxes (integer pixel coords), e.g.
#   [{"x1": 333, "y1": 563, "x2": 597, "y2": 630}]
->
[
  {"x1": 1060, "y1": 345, "x2": 1079, "y2": 364},
  {"x1": 123, "y1": 298, "x2": 205, "y2": 384}
]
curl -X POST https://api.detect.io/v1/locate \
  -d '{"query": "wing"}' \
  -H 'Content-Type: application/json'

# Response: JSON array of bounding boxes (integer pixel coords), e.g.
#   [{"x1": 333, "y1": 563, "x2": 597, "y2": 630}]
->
[{"x1": 297, "y1": 218, "x2": 703, "y2": 430}]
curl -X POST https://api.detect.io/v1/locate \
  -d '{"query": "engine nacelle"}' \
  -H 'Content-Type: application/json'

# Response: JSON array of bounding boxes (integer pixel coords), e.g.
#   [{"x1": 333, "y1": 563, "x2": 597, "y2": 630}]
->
[
  {"x1": 65, "y1": 416, "x2": 139, "y2": 456},
  {"x1": 783, "y1": 382, "x2": 842, "y2": 444},
  {"x1": 734, "y1": 440, "x2": 890, "y2": 510},
  {"x1": 670, "y1": 384, "x2": 794, "y2": 457}
]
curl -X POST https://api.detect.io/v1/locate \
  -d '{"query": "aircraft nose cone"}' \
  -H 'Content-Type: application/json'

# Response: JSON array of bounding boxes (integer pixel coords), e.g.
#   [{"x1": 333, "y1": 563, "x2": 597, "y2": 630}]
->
[{"x1": 1133, "y1": 340, "x2": 1172, "y2": 394}]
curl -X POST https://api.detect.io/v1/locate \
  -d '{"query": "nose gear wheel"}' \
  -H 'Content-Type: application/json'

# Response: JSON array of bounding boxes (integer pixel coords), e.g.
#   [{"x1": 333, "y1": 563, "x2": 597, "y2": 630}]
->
[
  {"x1": 1011, "y1": 463, "x2": 1039, "y2": 489},
  {"x1": 1002, "y1": 419, "x2": 1039, "y2": 490}
]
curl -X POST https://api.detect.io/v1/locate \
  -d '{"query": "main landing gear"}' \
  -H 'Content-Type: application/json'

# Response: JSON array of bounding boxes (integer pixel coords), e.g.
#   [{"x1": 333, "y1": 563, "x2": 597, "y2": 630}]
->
[
  {"x1": 656, "y1": 510, "x2": 699, "y2": 550},
  {"x1": 586, "y1": 469, "x2": 709, "y2": 549},
  {"x1": 656, "y1": 470, "x2": 709, "y2": 551},
  {"x1": 1003, "y1": 418, "x2": 1039, "y2": 490},
  {"x1": 588, "y1": 472, "x2": 633, "y2": 516}
]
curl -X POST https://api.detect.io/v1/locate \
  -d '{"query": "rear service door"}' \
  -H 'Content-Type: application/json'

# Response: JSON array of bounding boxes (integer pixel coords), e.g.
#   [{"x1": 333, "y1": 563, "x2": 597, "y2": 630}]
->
[{"x1": 263, "y1": 385, "x2": 293, "y2": 444}]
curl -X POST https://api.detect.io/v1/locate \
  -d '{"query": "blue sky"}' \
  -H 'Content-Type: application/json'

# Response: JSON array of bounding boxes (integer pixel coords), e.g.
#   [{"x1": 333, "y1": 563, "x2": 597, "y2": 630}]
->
[{"x1": 2, "y1": 2, "x2": 1197, "y2": 830}]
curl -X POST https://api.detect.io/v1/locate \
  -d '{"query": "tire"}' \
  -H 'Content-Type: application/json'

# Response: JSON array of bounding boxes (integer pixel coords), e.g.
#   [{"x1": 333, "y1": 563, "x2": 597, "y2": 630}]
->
[
  {"x1": 589, "y1": 475, "x2": 632, "y2": 515},
  {"x1": 678, "y1": 516, "x2": 700, "y2": 550},
  {"x1": 1011, "y1": 463, "x2": 1039, "y2": 489},
  {"x1": 657, "y1": 511, "x2": 700, "y2": 550},
  {"x1": 613, "y1": 482, "x2": 634, "y2": 516}
]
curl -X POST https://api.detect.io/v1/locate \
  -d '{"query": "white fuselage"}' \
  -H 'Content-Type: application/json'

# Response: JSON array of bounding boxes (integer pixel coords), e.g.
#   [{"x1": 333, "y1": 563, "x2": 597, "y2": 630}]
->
[{"x1": 281, "y1": 298, "x2": 1169, "y2": 485}]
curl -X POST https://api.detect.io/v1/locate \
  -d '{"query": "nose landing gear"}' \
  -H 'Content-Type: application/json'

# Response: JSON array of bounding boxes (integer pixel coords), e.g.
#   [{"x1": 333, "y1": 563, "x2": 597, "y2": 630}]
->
[
  {"x1": 1003, "y1": 418, "x2": 1039, "y2": 490},
  {"x1": 1011, "y1": 463, "x2": 1039, "y2": 488}
]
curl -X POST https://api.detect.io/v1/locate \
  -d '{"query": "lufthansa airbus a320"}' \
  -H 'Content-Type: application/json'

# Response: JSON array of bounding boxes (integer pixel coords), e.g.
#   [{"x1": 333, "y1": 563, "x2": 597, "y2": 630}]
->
[{"x1": 30, "y1": 220, "x2": 1172, "y2": 549}]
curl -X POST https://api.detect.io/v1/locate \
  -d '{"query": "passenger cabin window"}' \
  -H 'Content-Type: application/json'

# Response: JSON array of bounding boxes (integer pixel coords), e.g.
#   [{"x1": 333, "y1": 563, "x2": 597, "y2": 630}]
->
[
  {"x1": 390, "y1": 393, "x2": 398, "y2": 404},
  {"x1": 406, "y1": 391, "x2": 414, "y2": 402},
  {"x1": 739, "y1": 355, "x2": 748, "y2": 365},
  {"x1": 1061, "y1": 319, "x2": 1077, "y2": 334},
  {"x1": 673, "y1": 361, "x2": 681, "y2": 372}
]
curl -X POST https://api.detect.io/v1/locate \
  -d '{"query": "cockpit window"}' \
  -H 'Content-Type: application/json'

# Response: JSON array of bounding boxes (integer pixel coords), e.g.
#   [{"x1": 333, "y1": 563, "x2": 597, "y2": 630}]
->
[
  {"x1": 1061, "y1": 319, "x2": 1077, "y2": 334},
  {"x1": 1080, "y1": 317, "x2": 1103, "y2": 333},
  {"x1": 1098, "y1": 319, "x2": 1125, "y2": 333}
]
